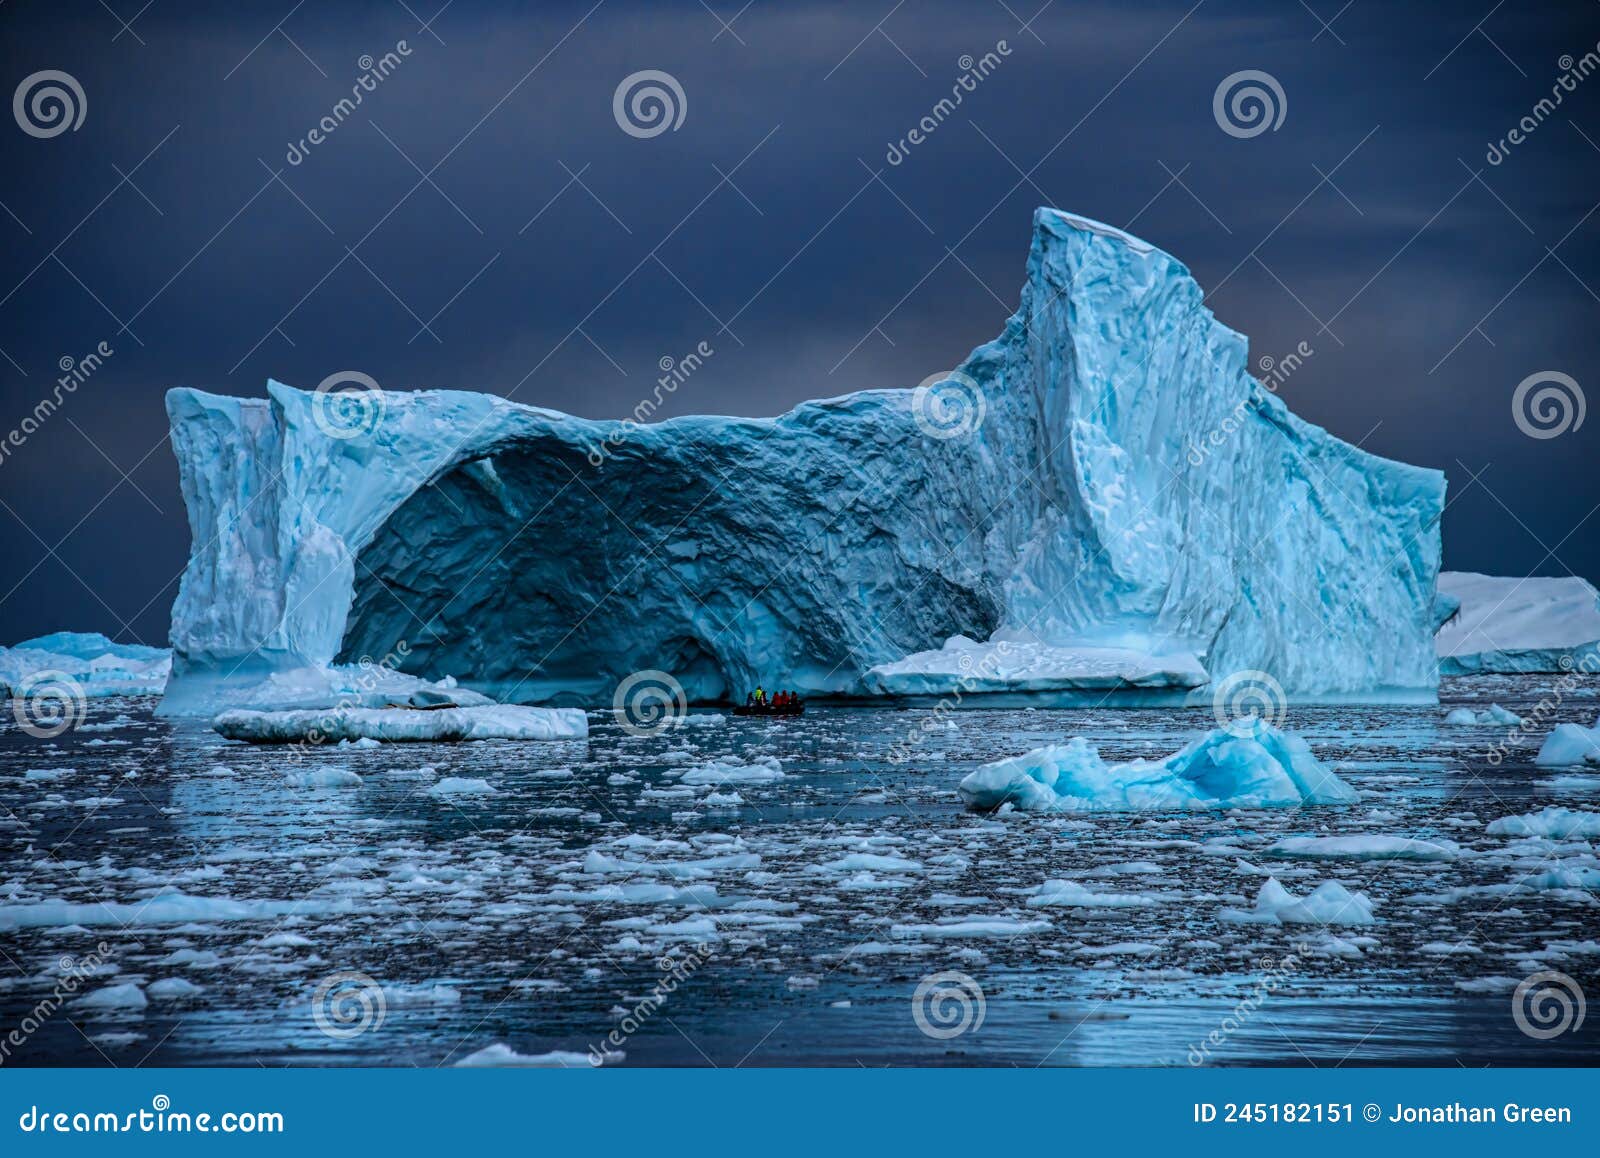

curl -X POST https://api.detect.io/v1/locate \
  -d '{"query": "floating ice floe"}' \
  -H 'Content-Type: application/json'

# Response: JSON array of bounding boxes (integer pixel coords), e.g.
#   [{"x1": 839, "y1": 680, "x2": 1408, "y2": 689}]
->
[
  {"x1": 212, "y1": 704, "x2": 588, "y2": 744},
  {"x1": 0, "y1": 891, "x2": 347, "y2": 931},
  {"x1": 1534, "y1": 716, "x2": 1600, "y2": 767},
  {"x1": 1026, "y1": 879, "x2": 1157, "y2": 908},
  {"x1": 285, "y1": 766, "x2": 362, "y2": 789},
  {"x1": 1485, "y1": 806, "x2": 1600, "y2": 839},
  {"x1": 1220, "y1": 878, "x2": 1377, "y2": 925},
  {"x1": 453, "y1": 1043, "x2": 618, "y2": 1067},
  {"x1": 677, "y1": 758, "x2": 784, "y2": 786},
  {"x1": 427, "y1": 777, "x2": 496, "y2": 797},
  {"x1": 0, "y1": 631, "x2": 170, "y2": 698},
  {"x1": 957, "y1": 720, "x2": 1357, "y2": 813},
  {"x1": 1265, "y1": 835, "x2": 1460, "y2": 862},
  {"x1": 1442, "y1": 704, "x2": 1525, "y2": 726},
  {"x1": 75, "y1": 982, "x2": 149, "y2": 1011}
]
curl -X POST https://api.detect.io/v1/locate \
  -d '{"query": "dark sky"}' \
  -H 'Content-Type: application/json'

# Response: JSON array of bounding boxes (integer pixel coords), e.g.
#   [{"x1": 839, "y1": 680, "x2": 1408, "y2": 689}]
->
[{"x1": 0, "y1": 0, "x2": 1596, "y2": 647}]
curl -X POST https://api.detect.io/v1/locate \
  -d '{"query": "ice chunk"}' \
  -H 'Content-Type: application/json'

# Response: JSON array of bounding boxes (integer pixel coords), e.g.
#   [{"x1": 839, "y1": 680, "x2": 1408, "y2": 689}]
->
[
  {"x1": 1265, "y1": 835, "x2": 1459, "y2": 861},
  {"x1": 427, "y1": 777, "x2": 496, "y2": 797},
  {"x1": 1220, "y1": 877, "x2": 1376, "y2": 925},
  {"x1": 1534, "y1": 716, "x2": 1600, "y2": 767},
  {"x1": 75, "y1": 982, "x2": 148, "y2": 1011},
  {"x1": 0, "y1": 892, "x2": 347, "y2": 930},
  {"x1": 679, "y1": 758, "x2": 784, "y2": 786},
  {"x1": 147, "y1": 977, "x2": 204, "y2": 1000},
  {"x1": 453, "y1": 1043, "x2": 617, "y2": 1068},
  {"x1": 1436, "y1": 572, "x2": 1600, "y2": 673},
  {"x1": 1486, "y1": 807, "x2": 1600, "y2": 838},
  {"x1": 1026, "y1": 880, "x2": 1156, "y2": 908},
  {"x1": 1443, "y1": 704, "x2": 1526, "y2": 726},
  {"x1": 213, "y1": 704, "x2": 588, "y2": 744},
  {"x1": 958, "y1": 720, "x2": 1357, "y2": 812},
  {"x1": 285, "y1": 766, "x2": 362, "y2": 789}
]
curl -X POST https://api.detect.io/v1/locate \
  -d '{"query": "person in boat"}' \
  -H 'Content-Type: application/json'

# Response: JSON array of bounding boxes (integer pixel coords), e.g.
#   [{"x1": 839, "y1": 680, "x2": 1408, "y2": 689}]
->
[
  {"x1": 772, "y1": 691, "x2": 785, "y2": 708},
  {"x1": 754, "y1": 686, "x2": 766, "y2": 706},
  {"x1": 745, "y1": 692, "x2": 756, "y2": 708}
]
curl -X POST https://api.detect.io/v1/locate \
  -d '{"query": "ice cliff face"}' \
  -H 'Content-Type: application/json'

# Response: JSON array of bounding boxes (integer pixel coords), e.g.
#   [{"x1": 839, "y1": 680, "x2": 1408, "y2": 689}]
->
[{"x1": 162, "y1": 209, "x2": 1445, "y2": 711}]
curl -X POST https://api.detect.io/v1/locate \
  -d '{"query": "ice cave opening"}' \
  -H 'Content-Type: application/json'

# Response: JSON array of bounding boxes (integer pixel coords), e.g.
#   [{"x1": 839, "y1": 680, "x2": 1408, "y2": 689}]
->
[{"x1": 337, "y1": 431, "x2": 1002, "y2": 705}]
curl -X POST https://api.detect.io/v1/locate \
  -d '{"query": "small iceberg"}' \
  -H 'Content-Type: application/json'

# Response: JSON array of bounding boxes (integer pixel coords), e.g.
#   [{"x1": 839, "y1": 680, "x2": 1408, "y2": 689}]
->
[
  {"x1": 213, "y1": 704, "x2": 588, "y2": 744},
  {"x1": 0, "y1": 631, "x2": 170, "y2": 698},
  {"x1": 1534, "y1": 716, "x2": 1600, "y2": 767},
  {"x1": 1221, "y1": 878, "x2": 1376, "y2": 925},
  {"x1": 1486, "y1": 806, "x2": 1600, "y2": 838},
  {"x1": 957, "y1": 720, "x2": 1357, "y2": 813}
]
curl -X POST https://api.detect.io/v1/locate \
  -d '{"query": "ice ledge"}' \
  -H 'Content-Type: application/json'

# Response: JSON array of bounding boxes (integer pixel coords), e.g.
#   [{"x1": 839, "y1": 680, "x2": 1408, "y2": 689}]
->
[{"x1": 863, "y1": 636, "x2": 1207, "y2": 695}]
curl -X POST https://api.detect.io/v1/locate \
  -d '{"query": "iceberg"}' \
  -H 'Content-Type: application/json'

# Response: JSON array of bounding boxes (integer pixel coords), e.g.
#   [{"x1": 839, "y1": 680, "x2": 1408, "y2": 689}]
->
[
  {"x1": 956, "y1": 719, "x2": 1358, "y2": 812},
  {"x1": 1435, "y1": 571, "x2": 1600, "y2": 674},
  {"x1": 212, "y1": 704, "x2": 588, "y2": 744},
  {"x1": 1485, "y1": 806, "x2": 1600, "y2": 838},
  {"x1": 161, "y1": 209, "x2": 1444, "y2": 709},
  {"x1": 0, "y1": 631, "x2": 170, "y2": 698},
  {"x1": 1534, "y1": 716, "x2": 1600, "y2": 767},
  {"x1": 1220, "y1": 878, "x2": 1377, "y2": 925}
]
